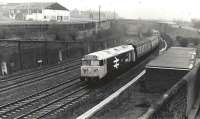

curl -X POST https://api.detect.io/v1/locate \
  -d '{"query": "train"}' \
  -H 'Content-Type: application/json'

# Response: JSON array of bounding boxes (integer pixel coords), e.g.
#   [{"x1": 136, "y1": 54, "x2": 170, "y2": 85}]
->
[{"x1": 80, "y1": 30, "x2": 160, "y2": 81}]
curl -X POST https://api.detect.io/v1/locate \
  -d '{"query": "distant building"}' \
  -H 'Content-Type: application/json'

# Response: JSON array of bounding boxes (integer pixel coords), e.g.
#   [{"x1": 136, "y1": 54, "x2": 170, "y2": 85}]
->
[
  {"x1": 70, "y1": 9, "x2": 118, "y2": 21},
  {"x1": 7, "y1": 2, "x2": 70, "y2": 22}
]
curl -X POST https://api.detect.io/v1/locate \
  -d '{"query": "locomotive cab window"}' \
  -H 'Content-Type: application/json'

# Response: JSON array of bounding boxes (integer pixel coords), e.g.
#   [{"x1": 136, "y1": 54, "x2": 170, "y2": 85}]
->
[
  {"x1": 91, "y1": 60, "x2": 99, "y2": 66},
  {"x1": 82, "y1": 60, "x2": 104, "y2": 66},
  {"x1": 99, "y1": 60, "x2": 104, "y2": 66}
]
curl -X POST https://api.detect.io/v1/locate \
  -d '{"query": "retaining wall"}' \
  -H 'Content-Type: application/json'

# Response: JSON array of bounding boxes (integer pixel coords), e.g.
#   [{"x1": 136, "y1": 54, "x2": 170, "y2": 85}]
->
[{"x1": 138, "y1": 63, "x2": 200, "y2": 119}]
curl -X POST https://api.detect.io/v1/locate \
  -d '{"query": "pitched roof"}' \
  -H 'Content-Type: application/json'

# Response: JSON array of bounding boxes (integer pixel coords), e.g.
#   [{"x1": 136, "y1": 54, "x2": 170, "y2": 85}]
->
[
  {"x1": 8, "y1": 2, "x2": 69, "y2": 11},
  {"x1": 84, "y1": 45, "x2": 134, "y2": 60},
  {"x1": 146, "y1": 47, "x2": 197, "y2": 70}
]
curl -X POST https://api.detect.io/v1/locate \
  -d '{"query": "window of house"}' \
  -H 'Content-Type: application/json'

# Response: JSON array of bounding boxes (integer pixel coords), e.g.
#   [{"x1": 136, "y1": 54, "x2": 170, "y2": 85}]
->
[
  {"x1": 38, "y1": 9, "x2": 42, "y2": 13},
  {"x1": 57, "y1": 16, "x2": 63, "y2": 21}
]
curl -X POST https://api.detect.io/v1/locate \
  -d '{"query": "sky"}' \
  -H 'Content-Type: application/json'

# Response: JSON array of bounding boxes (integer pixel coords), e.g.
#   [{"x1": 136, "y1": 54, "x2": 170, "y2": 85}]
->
[{"x1": 1, "y1": 0, "x2": 200, "y2": 21}]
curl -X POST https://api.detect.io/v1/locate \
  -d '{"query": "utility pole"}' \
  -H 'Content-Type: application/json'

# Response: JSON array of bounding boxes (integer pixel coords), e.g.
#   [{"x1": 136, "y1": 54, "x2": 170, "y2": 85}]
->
[
  {"x1": 98, "y1": 5, "x2": 101, "y2": 25},
  {"x1": 89, "y1": 10, "x2": 93, "y2": 22},
  {"x1": 114, "y1": 10, "x2": 116, "y2": 20}
]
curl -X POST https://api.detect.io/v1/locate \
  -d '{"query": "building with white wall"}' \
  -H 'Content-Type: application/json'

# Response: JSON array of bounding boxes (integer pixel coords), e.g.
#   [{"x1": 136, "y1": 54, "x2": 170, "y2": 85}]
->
[{"x1": 8, "y1": 2, "x2": 70, "y2": 22}]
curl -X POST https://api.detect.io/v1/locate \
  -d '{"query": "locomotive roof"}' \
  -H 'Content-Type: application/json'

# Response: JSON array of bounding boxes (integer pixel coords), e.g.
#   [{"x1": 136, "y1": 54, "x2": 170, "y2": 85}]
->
[
  {"x1": 127, "y1": 36, "x2": 156, "y2": 46},
  {"x1": 146, "y1": 47, "x2": 197, "y2": 70},
  {"x1": 83, "y1": 45, "x2": 134, "y2": 60}
]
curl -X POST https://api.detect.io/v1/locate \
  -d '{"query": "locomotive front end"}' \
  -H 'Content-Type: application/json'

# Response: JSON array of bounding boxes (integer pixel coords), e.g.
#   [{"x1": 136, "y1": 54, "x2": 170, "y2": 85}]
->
[{"x1": 80, "y1": 55, "x2": 106, "y2": 81}]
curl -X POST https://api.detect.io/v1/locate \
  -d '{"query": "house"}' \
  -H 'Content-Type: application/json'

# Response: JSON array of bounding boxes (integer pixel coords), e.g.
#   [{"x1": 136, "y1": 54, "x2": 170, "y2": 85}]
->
[{"x1": 8, "y1": 2, "x2": 70, "y2": 22}]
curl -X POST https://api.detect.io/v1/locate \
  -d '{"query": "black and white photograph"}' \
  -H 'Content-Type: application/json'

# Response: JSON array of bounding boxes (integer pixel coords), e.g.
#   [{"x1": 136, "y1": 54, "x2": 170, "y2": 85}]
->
[{"x1": 0, "y1": 0, "x2": 199, "y2": 119}]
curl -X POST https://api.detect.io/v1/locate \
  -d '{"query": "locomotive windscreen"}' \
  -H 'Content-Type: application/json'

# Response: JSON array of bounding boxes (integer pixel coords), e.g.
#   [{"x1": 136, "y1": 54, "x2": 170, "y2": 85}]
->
[
  {"x1": 84, "y1": 55, "x2": 98, "y2": 60},
  {"x1": 82, "y1": 60, "x2": 103, "y2": 66}
]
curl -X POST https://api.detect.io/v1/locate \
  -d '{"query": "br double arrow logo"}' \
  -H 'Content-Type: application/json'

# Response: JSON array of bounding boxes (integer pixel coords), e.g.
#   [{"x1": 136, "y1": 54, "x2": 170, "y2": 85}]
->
[{"x1": 113, "y1": 57, "x2": 119, "y2": 69}]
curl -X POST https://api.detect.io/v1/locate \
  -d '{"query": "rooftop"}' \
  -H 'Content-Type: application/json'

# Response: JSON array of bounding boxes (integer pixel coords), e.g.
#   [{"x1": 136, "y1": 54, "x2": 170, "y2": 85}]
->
[
  {"x1": 7, "y1": 2, "x2": 69, "y2": 11},
  {"x1": 146, "y1": 47, "x2": 197, "y2": 70},
  {"x1": 84, "y1": 45, "x2": 134, "y2": 60}
]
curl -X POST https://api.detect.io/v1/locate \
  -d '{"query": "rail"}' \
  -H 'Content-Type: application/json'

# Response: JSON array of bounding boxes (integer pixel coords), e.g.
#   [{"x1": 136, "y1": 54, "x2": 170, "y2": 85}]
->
[
  {"x1": 0, "y1": 57, "x2": 81, "y2": 80},
  {"x1": 0, "y1": 61, "x2": 80, "y2": 93}
]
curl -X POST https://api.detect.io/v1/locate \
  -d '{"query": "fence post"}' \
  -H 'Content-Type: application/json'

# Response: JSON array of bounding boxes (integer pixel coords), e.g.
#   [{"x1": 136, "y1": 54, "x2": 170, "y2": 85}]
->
[
  {"x1": 58, "y1": 49, "x2": 63, "y2": 62},
  {"x1": 1, "y1": 61, "x2": 8, "y2": 76}
]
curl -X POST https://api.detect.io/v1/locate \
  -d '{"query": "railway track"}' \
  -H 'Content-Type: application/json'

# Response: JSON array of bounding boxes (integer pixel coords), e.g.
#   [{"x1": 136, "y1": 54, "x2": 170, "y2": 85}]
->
[
  {"x1": 0, "y1": 59, "x2": 81, "y2": 93},
  {"x1": 0, "y1": 57, "x2": 80, "y2": 82},
  {"x1": 0, "y1": 76, "x2": 89, "y2": 119},
  {"x1": 0, "y1": 57, "x2": 80, "y2": 80},
  {"x1": 17, "y1": 87, "x2": 89, "y2": 119}
]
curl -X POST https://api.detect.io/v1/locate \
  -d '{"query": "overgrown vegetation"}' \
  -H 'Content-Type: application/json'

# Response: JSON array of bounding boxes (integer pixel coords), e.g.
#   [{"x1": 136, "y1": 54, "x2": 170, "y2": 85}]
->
[{"x1": 176, "y1": 36, "x2": 200, "y2": 47}]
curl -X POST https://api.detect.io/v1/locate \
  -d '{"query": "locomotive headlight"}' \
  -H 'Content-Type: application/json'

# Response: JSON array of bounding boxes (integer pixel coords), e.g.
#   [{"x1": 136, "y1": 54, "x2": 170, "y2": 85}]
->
[
  {"x1": 94, "y1": 69, "x2": 98, "y2": 72},
  {"x1": 82, "y1": 68, "x2": 88, "y2": 74}
]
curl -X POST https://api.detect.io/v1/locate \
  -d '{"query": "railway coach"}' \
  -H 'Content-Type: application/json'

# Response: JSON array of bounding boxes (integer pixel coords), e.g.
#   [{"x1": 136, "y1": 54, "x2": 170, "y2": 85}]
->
[{"x1": 127, "y1": 36, "x2": 159, "y2": 59}]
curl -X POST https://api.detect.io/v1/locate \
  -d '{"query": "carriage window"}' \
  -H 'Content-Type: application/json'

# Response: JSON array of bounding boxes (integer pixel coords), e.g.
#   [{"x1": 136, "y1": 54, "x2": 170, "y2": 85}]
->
[{"x1": 82, "y1": 60, "x2": 104, "y2": 66}]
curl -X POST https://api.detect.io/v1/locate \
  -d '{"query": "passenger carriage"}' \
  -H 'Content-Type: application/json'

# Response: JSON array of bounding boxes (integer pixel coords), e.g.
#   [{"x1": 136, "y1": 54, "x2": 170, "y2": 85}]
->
[
  {"x1": 133, "y1": 40, "x2": 152, "y2": 58},
  {"x1": 132, "y1": 36, "x2": 159, "y2": 58}
]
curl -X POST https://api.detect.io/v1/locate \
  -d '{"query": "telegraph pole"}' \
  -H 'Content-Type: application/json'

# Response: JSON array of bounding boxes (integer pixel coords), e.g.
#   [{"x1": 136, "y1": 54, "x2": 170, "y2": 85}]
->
[
  {"x1": 98, "y1": 5, "x2": 101, "y2": 24},
  {"x1": 114, "y1": 10, "x2": 116, "y2": 20}
]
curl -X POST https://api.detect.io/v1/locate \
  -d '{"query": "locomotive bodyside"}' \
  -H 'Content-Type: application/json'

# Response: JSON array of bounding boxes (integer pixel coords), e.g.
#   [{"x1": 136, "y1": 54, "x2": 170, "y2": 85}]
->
[
  {"x1": 106, "y1": 50, "x2": 135, "y2": 77},
  {"x1": 80, "y1": 45, "x2": 135, "y2": 81}
]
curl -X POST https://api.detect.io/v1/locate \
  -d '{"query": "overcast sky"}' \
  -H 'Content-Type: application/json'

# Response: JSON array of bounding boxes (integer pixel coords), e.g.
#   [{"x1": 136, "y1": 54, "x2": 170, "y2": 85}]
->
[{"x1": 1, "y1": 0, "x2": 200, "y2": 21}]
